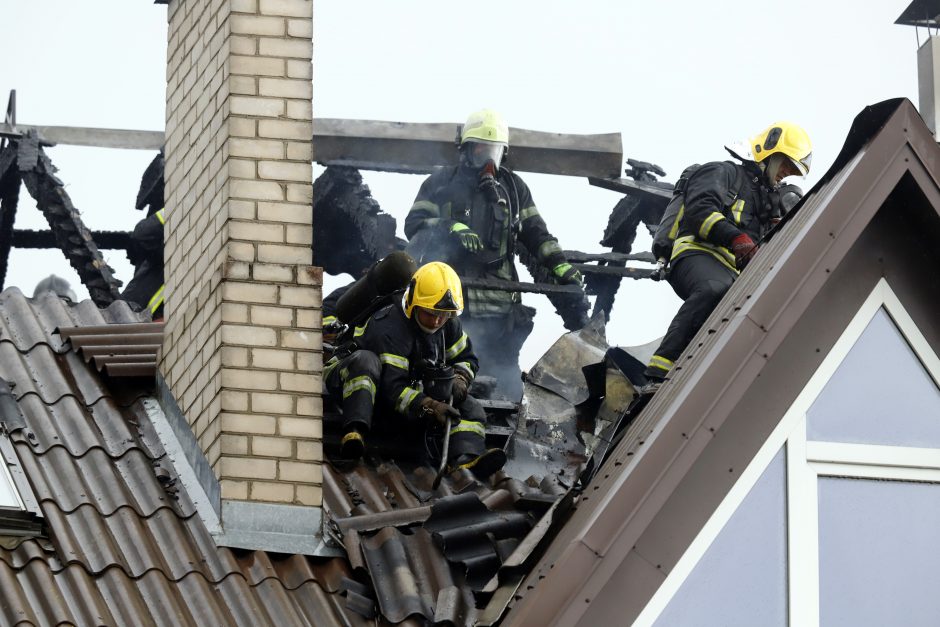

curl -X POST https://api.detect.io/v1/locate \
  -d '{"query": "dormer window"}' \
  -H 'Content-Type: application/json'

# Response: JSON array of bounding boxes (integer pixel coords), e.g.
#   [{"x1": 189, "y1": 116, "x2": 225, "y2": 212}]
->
[{"x1": 0, "y1": 379, "x2": 44, "y2": 536}]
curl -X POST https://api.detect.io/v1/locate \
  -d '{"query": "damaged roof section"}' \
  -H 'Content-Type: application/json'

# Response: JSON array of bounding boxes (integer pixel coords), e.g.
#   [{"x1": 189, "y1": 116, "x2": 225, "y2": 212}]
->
[
  {"x1": 323, "y1": 462, "x2": 571, "y2": 625},
  {"x1": 0, "y1": 284, "x2": 649, "y2": 626},
  {"x1": 0, "y1": 135, "x2": 125, "y2": 305}
]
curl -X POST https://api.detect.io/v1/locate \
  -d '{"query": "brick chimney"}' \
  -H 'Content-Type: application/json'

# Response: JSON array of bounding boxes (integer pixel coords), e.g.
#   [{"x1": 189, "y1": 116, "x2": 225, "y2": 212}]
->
[{"x1": 159, "y1": 0, "x2": 324, "y2": 551}]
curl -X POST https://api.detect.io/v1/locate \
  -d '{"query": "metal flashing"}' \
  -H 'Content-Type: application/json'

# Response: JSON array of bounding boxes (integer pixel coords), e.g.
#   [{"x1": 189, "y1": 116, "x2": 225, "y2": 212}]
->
[
  {"x1": 151, "y1": 379, "x2": 337, "y2": 556},
  {"x1": 151, "y1": 378, "x2": 221, "y2": 525},
  {"x1": 215, "y1": 499, "x2": 339, "y2": 557}
]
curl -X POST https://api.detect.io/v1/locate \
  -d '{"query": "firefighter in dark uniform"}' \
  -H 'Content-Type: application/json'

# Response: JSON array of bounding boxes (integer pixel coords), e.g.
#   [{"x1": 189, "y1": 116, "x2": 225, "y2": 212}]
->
[
  {"x1": 644, "y1": 122, "x2": 813, "y2": 384},
  {"x1": 404, "y1": 109, "x2": 582, "y2": 399},
  {"x1": 323, "y1": 261, "x2": 506, "y2": 480},
  {"x1": 121, "y1": 208, "x2": 166, "y2": 319}
]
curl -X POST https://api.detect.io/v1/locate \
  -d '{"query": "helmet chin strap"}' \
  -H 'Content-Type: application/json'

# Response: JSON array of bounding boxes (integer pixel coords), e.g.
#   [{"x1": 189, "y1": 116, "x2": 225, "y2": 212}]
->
[{"x1": 763, "y1": 154, "x2": 782, "y2": 185}]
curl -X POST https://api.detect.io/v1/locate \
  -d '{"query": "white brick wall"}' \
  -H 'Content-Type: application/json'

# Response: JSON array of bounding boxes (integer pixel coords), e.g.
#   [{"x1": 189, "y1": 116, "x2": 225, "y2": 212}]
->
[{"x1": 163, "y1": 0, "x2": 321, "y2": 508}]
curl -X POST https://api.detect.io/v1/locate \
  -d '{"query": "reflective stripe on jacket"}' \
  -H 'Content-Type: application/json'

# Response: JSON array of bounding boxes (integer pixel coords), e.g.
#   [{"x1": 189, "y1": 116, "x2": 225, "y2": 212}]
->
[
  {"x1": 341, "y1": 302, "x2": 479, "y2": 419},
  {"x1": 405, "y1": 165, "x2": 567, "y2": 316},
  {"x1": 670, "y1": 161, "x2": 770, "y2": 269}
]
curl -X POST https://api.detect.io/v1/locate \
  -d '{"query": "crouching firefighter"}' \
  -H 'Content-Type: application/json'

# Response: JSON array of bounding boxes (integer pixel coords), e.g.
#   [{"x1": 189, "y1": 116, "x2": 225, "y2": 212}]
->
[{"x1": 323, "y1": 261, "x2": 507, "y2": 480}]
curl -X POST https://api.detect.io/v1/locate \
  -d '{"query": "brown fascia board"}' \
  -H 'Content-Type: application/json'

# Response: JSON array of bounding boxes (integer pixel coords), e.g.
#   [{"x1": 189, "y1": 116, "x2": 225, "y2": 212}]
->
[{"x1": 504, "y1": 99, "x2": 940, "y2": 627}]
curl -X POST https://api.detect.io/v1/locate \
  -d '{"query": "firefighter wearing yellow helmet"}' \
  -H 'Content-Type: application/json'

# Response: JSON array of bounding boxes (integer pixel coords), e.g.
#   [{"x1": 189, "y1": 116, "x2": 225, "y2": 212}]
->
[
  {"x1": 323, "y1": 262, "x2": 507, "y2": 479},
  {"x1": 404, "y1": 109, "x2": 586, "y2": 400},
  {"x1": 643, "y1": 121, "x2": 812, "y2": 387}
]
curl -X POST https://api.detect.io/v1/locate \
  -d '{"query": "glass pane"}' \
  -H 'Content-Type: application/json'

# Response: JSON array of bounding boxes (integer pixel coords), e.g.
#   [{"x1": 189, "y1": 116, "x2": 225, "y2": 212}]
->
[
  {"x1": 654, "y1": 448, "x2": 787, "y2": 627},
  {"x1": 819, "y1": 477, "x2": 940, "y2": 626},
  {"x1": 0, "y1": 463, "x2": 20, "y2": 508},
  {"x1": 808, "y1": 308, "x2": 940, "y2": 446}
]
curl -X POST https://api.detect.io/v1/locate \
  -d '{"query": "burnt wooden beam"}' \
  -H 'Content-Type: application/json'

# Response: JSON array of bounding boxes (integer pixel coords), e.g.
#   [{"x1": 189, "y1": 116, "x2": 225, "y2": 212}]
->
[
  {"x1": 12, "y1": 229, "x2": 132, "y2": 250},
  {"x1": 0, "y1": 123, "x2": 164, "y2": 150},
  {"x1": 0, "y1": 120, "x2": 625, "y2": 179},
  {"x1": 0, "y1": 146, "x2": 20, "y2": 291},
  {"x1": 14, "y1": 136, "x2": 122, "y2": 306},
  {"x1": 313, "y1": 119, "x2": 623, "y2": 178},
  {"x1": 564, "y1": 250, "x2": 656, "y2": 264},
  {"x1": 460, "y1": 277, "x2": 584, "y2": 297},
  {"x1": 587, "y1": 175, "x2": 673, "y2": 204},
  {"x1": 570, "y1": 263, "x2": 659, "y2": 280}
]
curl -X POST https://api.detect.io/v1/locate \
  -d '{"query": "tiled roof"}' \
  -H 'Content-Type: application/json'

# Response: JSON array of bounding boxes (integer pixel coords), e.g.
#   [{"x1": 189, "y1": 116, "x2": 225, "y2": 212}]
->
[
  {"x1": 0, "y1": 288, "x2": 367, "y2": 627},
  {"x1": 56, "y1": 322, "x2": 163, "y2": 378},
  {"x1": 0, "y1": 286, "x2": 574, "y2": 626}
]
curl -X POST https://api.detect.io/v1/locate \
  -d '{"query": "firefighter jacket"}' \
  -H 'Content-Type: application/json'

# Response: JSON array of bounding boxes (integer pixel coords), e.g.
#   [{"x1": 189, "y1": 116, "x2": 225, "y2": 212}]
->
[
  {"x1": 326, "y1": 301, "x2": 479, "y2": 421},
  {"x1": 322, "y1": 284, "x2": 351, "y2": 328},
  {"x1": 671, "y1": 161, "x2": 773, "y2": 273},
  {"x1": 121, "y1": 209, "x2": 165, "y2": 316},
  {"x1": 405, "y1": 165, "x2": 568, "y2": 316}
]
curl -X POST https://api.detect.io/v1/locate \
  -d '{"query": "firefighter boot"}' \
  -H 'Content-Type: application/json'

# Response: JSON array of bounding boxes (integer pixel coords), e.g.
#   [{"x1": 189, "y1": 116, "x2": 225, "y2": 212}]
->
[
  {"x1": 452, "y1": 448, "x2": 507, "y2": 481},
  {"x1": 340, "y1": 430, "x2": 365, "y2": 460}
]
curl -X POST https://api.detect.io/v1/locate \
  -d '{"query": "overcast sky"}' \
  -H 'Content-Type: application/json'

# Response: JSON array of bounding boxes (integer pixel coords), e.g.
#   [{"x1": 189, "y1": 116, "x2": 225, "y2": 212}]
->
[{"x1": 0, "y1": 0, "x2": 922, "y2": 367}]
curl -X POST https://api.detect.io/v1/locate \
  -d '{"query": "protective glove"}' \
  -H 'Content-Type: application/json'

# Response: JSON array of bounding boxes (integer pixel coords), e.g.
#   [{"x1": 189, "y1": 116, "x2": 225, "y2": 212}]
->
[
  {"x1": 730, "y1": 233, "x2": 758, "y2": 270},
  {"x1": 452, "y1": 371, "x2": 470, "y2": 404},
  {"x1": 552, "y1": 262, "x2": 583, "y2": 286},
  {"x1": 420, "y1": 396, "x2": 460, "y2": 425},
  {"x1": 450, "y1": 223, "x2": 484, "y2": 253}
]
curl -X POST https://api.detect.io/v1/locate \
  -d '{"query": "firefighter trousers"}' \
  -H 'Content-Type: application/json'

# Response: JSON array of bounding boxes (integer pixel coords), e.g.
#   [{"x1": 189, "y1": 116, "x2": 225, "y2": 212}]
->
[
  {"x1": 645, "y1": 253, "x2": 736, "y2": 379},
  {"x1": 324, "y1": 350, "x2": 487, "y2": 461}
]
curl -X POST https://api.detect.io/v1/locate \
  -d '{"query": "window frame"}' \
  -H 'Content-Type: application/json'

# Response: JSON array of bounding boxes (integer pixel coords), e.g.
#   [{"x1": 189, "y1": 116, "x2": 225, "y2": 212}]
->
[
  {"x1": 636, "y1": 279, "x2": 940, "y2": 627},
  {"x1": 0, "y1": 380, "x2": 43, "y2": 526}
]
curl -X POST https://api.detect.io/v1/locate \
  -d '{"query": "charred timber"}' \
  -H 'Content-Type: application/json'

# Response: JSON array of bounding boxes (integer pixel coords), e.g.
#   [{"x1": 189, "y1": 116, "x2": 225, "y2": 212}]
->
[
  {"x1": 0, "y1": 147, "x2": 20, "y2": 291},
  {"x1": 563, "y1": 250, "x2": 656, "y2": 264},
  {"x1": 12, "y1": 229, "x2": 132, "y2": 250},
  {"x1": 515, "y1": 244, "x2": 590, "y2": 331},
  {"x1": 312, "y1": 165, "x2": 398, "y2": 277},
  {"x1": 587, "y1": 175, "x2": 673, "y2": 204},
  {"x1": 0, "y1": 123, "x2": 164, "y2": 151},
  {"x1": 13, "y1": 136, "x2": 122, "y2": 305},
  {"x1": 571, "y1": 263, "x2": 659, "y2": 280},
  {"x1": 1, "y1": 120, "x2": 623, "y2": 178},
  {"x1": 459, "y1": 277, "x2": 584, "y2": 297},
  {"x1": 590, "y1": 191, "x2": 670, "y2": 320},
  {"x1": 313, "y1": 119, "x2": 623, "y2": 178}
]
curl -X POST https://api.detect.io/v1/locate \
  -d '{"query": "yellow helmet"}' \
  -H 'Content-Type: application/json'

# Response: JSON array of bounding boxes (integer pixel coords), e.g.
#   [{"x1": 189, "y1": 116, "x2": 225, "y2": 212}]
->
[
  {"x1": 460, "y1": 109, "x2": 509, "y2": 146},
  {"x1": 402, "y1": 262, "x2": 464, "y2": 319},
  {"x1": 750, "y1": 122, "x2": 813, "y2": 176}
]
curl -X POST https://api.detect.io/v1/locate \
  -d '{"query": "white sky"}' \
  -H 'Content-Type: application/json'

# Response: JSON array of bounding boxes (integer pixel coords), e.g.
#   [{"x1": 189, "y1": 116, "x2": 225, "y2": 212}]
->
[{"x1": 0, "y1": 0, "x2": 922, "y2": 368}]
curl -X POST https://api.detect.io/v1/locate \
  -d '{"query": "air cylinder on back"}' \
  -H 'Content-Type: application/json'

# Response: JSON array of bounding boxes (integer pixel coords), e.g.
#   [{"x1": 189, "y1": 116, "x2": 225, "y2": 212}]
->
[{"x1": 335, "y1": 251, "x2": 417, "y2": 324}]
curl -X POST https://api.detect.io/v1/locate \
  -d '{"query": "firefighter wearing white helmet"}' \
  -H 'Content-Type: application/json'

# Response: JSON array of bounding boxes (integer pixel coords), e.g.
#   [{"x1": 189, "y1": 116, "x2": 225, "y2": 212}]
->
[
  {"x1": 404, "y1": 109, "x2": 585, "y2": 400},
  {"x1": 323, "y1": 262, "x2": 507, "y2": 479},
  {"x1": 643, "y1": 121, "x2": 812, "y2": 387}
]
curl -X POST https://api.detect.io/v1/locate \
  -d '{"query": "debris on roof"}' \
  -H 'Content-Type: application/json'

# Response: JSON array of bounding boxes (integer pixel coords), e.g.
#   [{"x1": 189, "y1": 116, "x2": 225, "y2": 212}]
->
[{"x1": 0, "y1": 279, "x2": 663, "y2": 625}]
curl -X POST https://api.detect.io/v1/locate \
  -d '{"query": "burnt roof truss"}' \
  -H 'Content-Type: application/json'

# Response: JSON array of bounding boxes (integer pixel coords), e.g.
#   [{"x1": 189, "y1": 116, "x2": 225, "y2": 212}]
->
[{"x1": 0, "y1": 134, "x2": 125, "y2": 306}]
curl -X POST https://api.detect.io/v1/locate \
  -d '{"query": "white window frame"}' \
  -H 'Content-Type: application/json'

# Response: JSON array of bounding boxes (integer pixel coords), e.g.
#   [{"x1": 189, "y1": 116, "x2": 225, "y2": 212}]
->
[{"x1": 634, "y1": 278, "x2": 940, "y2": 627}]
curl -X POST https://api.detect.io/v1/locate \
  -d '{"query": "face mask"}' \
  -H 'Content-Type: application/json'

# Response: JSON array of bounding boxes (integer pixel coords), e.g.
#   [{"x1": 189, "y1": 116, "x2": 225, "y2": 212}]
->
[{"x1": 464, "y1": 140, "x2": 506, "y2": 169}]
